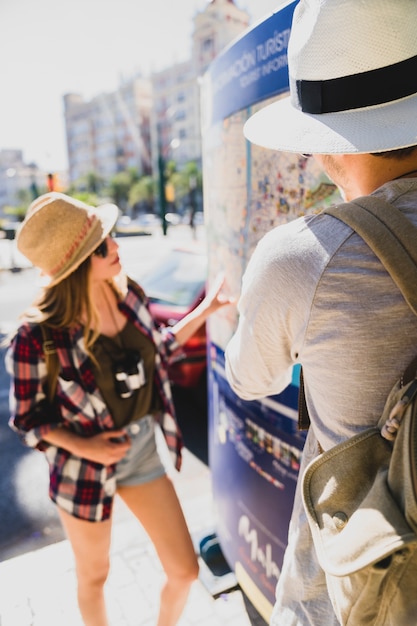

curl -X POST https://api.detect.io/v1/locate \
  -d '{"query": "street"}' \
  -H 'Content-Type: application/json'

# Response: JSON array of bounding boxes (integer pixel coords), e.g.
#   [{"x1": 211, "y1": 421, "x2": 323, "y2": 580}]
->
[{"x1": 0, "y1": 225, "x2": 208, "y2": 561}]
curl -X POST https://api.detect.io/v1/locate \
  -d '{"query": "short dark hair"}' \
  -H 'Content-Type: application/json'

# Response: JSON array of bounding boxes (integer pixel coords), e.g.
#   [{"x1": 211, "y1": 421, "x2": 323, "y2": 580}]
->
[{"x1": 373, "y1": 146, "x2": 417, "y2": 160}]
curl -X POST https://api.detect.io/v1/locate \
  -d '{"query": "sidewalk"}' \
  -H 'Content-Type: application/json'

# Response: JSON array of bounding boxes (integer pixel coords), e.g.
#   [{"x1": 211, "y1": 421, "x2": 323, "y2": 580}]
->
[{"x1": 0, "y1": 444, "x2": 254, "y2": 626}]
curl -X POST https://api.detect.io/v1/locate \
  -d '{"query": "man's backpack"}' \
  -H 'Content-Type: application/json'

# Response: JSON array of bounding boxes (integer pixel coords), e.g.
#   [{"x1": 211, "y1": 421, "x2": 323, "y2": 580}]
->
[{"x1": 300, "y1": 196, "x2": 417, "y2": 626}]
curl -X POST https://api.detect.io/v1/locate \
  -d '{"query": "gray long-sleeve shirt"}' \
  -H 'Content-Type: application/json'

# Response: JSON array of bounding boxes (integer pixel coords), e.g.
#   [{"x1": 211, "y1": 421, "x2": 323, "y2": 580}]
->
[{"x1": 225, "y1": 178, "x2": 417, "y2": 625}]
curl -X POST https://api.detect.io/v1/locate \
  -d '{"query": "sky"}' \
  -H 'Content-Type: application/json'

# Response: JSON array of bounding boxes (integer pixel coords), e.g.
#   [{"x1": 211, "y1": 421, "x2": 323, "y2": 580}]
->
[{"x1": 0, "y1": 0, "x2": 284, "y2": 172}]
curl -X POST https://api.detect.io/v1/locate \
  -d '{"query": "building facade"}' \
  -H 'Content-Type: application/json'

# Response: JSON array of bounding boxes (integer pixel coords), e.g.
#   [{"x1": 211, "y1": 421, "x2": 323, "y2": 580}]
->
[
  {"x1": 0, "y1": 150, "x2": 58, "y2": 213},
  {"x1": 150, "y1": 0, "x2": 249, "y2": 172},
  {"x1": 0, "y1": 1, "x2": 251, "y2": 209},
  {"x1": 64, "y1": 0, "x2": 250, "y2": 187},
  {"x1": 64, "y1": 76, "x2": 152, "y2": 185}
]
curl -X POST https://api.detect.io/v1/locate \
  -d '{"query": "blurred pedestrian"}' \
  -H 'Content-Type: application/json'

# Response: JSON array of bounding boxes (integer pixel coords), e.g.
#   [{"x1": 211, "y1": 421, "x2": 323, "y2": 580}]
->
[
  {"x1": 5, "y1": 192, "x2": 232, "y2": 626},
  {"x1": 225, "y1": 0, "x2": 417, "y2": 624}
]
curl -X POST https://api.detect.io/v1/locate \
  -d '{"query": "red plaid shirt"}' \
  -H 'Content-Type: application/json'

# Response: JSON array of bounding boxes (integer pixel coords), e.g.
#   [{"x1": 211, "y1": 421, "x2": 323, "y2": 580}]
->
[{"x1": 6, "y1": 279, "x2": 183, "y2": 522}]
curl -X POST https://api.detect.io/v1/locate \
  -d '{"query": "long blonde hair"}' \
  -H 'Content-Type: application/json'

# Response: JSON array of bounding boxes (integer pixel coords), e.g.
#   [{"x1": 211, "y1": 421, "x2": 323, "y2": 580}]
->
[{"x1": 27, "y1": 256, "x2": 100, "y2": 354}]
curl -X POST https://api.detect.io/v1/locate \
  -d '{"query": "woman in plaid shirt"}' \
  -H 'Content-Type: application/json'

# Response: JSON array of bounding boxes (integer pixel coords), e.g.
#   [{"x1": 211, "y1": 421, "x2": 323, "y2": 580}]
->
[{"x1": 6, "y1": 192, "x2": 232, "y2": 626}]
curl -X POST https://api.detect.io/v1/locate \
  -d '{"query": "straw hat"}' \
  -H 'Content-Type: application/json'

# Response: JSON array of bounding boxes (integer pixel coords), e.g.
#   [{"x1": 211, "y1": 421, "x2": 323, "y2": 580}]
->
[
  {"x1": 16, "y1": 192, "x2": 119, "y2": 286},
  {"x1": 244, "y1": 0, "x2": 417, "y2": 154}
]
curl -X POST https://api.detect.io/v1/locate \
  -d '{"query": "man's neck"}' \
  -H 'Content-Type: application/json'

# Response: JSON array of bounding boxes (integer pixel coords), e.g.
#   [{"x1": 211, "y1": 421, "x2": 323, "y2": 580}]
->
[{"x1": 342, "y1": 153, "x2": 417, "y2": 200}]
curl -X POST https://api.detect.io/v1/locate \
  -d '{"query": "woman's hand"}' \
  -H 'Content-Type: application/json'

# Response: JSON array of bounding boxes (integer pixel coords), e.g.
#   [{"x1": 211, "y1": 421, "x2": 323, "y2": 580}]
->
[
  {"x1": 75, "y1": 430, "x2": 131, "y2": 465},
  {"x1": 203, "y1": 272, "x2": 236, "y2": 315},
  {"x1": 172, "y1": 272, "x2": 236, "y2": 346},
  {"x1": 43, "y1": 428, "x2": 131, "y2": 466}
]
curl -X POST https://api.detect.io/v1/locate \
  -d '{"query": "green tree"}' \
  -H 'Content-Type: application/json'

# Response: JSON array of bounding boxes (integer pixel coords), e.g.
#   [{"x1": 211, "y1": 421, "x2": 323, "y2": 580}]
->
[
  {"x1": 129, "y1": 175, "x2": 156, "y2": 213},
  {"x1": 170, "y1": 161, "x2": 202, "y2": 208},
  {"x1": 107, "y1": 168, "x2": 141, "y2": 210},
  {"x1": 2, "y1": 188, "x2": 41, "y2": 222},
  {"x1": 85, "y1": 171, "x2": 105, "y2": 194},
  {"x1": 126, "y1": 166, "x2": 141, "y2": 186},
  {"x1": 69, "y1": 191, "x2": 102, "y2": 206},
  {"x1": 107, "y1": 171, "x2": 131, "y2": 209}
]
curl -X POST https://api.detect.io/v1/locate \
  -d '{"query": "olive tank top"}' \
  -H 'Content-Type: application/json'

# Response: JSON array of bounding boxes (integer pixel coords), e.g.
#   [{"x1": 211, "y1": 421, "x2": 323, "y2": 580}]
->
[{"x1": 91, "y1": 321, "x2": 160, "y2": 428}]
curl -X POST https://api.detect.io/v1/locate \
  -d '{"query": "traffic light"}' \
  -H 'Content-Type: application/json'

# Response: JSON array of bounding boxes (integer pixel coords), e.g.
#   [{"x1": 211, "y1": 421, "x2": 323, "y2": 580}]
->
[
  {"x1": 165, "y1": 182, "x2": 175, "y2": 203},
  {"x1": 47, "y1": 173, "x2": 55, "y2": 191}
]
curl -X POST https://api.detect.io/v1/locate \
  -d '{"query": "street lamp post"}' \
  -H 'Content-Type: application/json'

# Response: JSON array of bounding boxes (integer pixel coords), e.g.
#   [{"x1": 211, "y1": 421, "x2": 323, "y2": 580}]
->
[
  {"x1": 157, "y1": 149, "x2": 168, "y2": 236},
  {"x1": 188, "y1": 175, "x2": 198, "y2": 239}
]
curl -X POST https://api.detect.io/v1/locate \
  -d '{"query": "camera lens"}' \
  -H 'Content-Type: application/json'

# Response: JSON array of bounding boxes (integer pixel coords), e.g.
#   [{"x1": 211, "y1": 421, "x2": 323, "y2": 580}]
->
[
  {"x1": 113, "y1": 352, "x2": 146, "y2": 399},
  {"x1": 114, "y1": 369, "x2": 134, "y2": 398}
]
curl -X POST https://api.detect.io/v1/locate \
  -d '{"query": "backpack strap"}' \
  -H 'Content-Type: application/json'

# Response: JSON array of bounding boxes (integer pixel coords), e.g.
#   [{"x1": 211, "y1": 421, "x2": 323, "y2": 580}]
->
[
  {"x1": 299, "y1": 195, "x2": 417, "y2": 430},
  {"x1": 324, "y1": 196, "x2": 417, "y2": 316},
  {"x1": 40, "y1": 324, "x2": 60, "y2": 403},
  {"x1": 298, "y1": 367, "x2": 310, "y2": 430}
]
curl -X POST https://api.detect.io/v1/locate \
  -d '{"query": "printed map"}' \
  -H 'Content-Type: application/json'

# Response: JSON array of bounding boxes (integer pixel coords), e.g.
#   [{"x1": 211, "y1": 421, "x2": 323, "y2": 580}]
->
[{"x1": 203, "y1": 95, "x2": 342, "y2": 350}]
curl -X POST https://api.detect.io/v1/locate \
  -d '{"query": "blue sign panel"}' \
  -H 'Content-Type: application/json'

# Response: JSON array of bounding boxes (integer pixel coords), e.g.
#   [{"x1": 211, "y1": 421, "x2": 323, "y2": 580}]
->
[
  {"x1": 207, "y1": 345, "x2": 304, "y2": 617},
  {"x1": 206, "y1": 1, "x2": 296, "y2": 124},
  {"x1": 202, "y1": 1, "x2": 340, "y2": 620}
]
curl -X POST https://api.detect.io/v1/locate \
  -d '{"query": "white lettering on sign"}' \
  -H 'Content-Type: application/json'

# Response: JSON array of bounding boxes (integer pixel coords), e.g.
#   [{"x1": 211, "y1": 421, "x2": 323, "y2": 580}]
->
[
  {"x1": 213, "y1": 28, "x2": 291, "y2": 96},
  {"x1": 256, "y1": 29, "x2": 291, "y2": 62},
  {"x1": 214, "y1": 49, "x2": 257, "y2": 94},
  {"x1": 261, "y1": 54, "x2": 288, "y2": 76},
  {"x1": 238, "y1": 515, "x2": 280, "y2": 581}
]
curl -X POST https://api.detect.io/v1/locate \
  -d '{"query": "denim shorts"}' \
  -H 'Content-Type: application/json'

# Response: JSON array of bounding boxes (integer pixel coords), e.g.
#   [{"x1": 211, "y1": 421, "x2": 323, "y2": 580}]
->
[{"x1": 114, "y1": 414, "x2": 166, "y2": 487}]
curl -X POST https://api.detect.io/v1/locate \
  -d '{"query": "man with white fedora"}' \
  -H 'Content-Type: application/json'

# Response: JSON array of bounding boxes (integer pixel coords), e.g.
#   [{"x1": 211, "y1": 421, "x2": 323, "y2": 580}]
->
[{"x1": 225, "y1": 0, "x2": 417, "y2": 624}]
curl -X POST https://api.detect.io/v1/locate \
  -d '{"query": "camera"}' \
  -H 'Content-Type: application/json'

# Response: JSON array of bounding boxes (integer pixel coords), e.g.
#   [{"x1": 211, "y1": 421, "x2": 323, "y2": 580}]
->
[{"x1": 113, "y1": 351, "x2": 147, "y2": 399}]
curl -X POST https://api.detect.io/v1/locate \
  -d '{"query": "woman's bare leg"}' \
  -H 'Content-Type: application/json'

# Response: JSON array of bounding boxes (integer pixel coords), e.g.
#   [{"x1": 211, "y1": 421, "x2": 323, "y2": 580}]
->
[
  {"x1": 58, "y1": 508, "x2": 112, "y2": 626},
  {"x1": 117, "y1": 475, "x2": 199, "y2": 626}
]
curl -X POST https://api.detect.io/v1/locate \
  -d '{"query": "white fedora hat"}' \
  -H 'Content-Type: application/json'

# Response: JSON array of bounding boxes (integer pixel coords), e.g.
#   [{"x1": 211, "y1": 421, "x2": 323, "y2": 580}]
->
[{"x1": 244, "y1": 0, "x2": 417, "y2": 154}]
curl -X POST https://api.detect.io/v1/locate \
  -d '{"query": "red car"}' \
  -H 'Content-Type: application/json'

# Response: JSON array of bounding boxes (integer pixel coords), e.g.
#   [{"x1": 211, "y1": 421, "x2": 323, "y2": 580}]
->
[{"x1": 137, "y1": 247, "x2": 208, "y2": 388}]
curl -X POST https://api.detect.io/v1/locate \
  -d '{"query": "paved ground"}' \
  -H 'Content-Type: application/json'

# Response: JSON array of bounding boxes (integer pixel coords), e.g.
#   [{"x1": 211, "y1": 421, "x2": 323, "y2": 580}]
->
[{"x1": 0, "y1": 443, "x2": 268, "y2": 626}]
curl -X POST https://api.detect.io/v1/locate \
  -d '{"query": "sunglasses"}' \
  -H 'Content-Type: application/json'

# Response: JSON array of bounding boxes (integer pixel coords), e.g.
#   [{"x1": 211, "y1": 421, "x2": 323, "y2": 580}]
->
[{"x1": 93, "y1": 238, "x2": 109, "y2": 258}]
